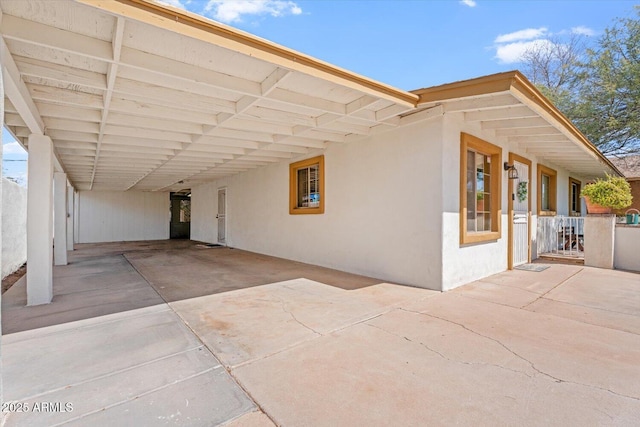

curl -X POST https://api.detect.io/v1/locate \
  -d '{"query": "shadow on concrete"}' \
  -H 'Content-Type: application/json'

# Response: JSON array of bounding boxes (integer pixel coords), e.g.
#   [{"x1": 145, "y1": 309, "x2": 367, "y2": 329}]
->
[{"x1": 2, "y1": 240, "x2": 384, "y2": 334}]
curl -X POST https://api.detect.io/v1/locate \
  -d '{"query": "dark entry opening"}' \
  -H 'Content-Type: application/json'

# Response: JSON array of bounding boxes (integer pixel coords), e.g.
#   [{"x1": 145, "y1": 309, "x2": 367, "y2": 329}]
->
[{"x1": 170, "y1": 192, "x2": 191, "y2": 239}]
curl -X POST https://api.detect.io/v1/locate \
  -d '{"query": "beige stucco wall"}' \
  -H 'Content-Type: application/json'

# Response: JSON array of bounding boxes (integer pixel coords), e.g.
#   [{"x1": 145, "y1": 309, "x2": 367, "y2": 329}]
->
[
  {"x1": 2, "y1": 178, "x2": 27, "y2": 278},
  {"x1": 192, "y1": 118, "x2": 444, "y2": 290},
  {"x1": 77, "y1": 191, "x2": 169, "y2": 243}
]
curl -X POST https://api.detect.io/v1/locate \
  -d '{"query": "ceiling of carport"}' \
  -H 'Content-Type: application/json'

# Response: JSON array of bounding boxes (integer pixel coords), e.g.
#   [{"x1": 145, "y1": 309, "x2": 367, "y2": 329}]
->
[{"x1": 0, "y1": 0, "x2": 418, "y2": 191}]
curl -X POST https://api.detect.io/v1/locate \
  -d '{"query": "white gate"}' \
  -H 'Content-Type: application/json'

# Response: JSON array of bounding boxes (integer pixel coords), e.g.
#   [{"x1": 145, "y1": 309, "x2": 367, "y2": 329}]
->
[{"x1": 512, "y1": 161, "x2": 530, "y2": 266}]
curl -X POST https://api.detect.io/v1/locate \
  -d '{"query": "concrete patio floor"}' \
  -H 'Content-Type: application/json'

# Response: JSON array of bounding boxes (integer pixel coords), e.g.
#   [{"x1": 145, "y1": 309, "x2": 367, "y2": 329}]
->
[{"x1": 2, "y1": 240, "x2": 640, "y2": 426}]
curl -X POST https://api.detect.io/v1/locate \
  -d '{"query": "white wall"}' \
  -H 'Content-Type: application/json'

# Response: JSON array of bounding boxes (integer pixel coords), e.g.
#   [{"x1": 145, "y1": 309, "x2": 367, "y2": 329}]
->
[
  {"x1": 440, "y1": 115, "x2": 508, "y2": 290},
  {"x1": 2, "y1": 178, "x2": 27, "y2": 278},
  {"x1": 439, "y1": 113, "x2": 592, "y2": 290},
  {"x1": 192, "y1": 119, "x2": 444, "y2": 289},
  {"x1": 614, "y1": 226, "x2": 640, "y2": 271},
  {"x1": 77, "y1": 191, "x2": 169, "y2": 243}
]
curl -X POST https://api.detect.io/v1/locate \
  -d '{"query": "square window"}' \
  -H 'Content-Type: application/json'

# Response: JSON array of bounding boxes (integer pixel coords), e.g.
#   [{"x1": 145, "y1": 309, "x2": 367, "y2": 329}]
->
[{"x1": 290, "y1": 155, "x2": 324, "y2": 215}]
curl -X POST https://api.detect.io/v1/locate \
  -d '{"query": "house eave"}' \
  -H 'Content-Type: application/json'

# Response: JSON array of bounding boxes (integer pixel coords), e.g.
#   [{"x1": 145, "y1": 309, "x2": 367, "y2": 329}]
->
[{"x1": 413, "y1": 71, "x2": 623, "y2": 178}]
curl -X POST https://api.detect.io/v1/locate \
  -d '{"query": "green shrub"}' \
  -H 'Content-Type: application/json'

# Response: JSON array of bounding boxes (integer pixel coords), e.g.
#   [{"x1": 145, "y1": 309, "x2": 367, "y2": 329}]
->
[{"x1": 581, "y1": 174, "x2": 632, "y2": 210}]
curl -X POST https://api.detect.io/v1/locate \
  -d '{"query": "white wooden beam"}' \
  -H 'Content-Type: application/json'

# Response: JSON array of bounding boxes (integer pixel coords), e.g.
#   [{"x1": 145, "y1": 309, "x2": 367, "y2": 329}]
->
[
  {"x1": 1, "y1": 38, "x2": 44, "y2": 133},
  {"x1": 2, "y1": 15, "x2": 112, "y2": 62},
  {"x1": 440, "y1": 93, "x2": 520, "y2": 113},
  {"x1": 495, "y1": 127, "x2": 560, "y2": 137},
  {"x1": 464, "y1": 105, "x2": 536, "y2": 122},
  {"x1": 261, "y1": 68, "x2": 291, "y2": 96},
  {"x1": 481, "y1": 117, "x2": 549, "y2": 130}
]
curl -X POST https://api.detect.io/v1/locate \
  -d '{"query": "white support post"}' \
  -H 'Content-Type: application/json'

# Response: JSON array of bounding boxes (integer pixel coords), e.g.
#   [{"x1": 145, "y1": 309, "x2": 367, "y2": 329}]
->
[
  {"x1": 27, "y1": 134, "x2": 54, "y2": 305},
  {"x1": 66, "y1": 186, "x2": 74, "y2": 251},
  {"x1": 54, "y1": 172, "x2": 68, "y2": 265}
]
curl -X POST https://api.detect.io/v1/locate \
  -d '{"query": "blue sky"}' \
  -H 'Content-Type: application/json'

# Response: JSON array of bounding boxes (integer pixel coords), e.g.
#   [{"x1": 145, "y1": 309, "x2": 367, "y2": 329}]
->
[{"x1": 3, "y1": 0, "x2": 638, "y2": 185}]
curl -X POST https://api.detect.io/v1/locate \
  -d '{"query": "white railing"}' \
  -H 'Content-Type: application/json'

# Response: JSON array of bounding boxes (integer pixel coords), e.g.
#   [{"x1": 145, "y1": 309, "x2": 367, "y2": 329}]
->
[{"x1": 537, "y1": 216, "x2": 584, "y2": 258}]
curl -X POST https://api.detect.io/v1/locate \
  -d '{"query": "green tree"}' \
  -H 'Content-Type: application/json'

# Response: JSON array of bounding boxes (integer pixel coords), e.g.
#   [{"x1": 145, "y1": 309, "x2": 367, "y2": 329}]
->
[
  {"x1": 521, "y1": 8, "x2": 640, "y2": 156},
  {"x1": 574, "y1": 10, "x2": 640, "y2": 155}
]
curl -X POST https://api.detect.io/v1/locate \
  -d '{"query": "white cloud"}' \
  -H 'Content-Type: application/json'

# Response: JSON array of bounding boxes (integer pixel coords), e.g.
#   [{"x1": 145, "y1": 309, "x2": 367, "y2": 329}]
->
[
  {"x1": 494, "y1": 39, "x2": 555, "y2": 64},
  {"x1": 494, "y1": 27, "x2": 548, "y2": 44},
  {"x1": 571, "y1": 25, "x2": 595, "y2": 36},
  {"x1": 3, "y1": 141, "x2": 27, "y2": 155},
  {"x1": 460, "y1": 0, "x2": 477, "y2": 7},
  {"x1": 157, "y1": 0, "x2": 187, "y2": 9},
  {"x1": 204, "y1": 0, "x2": 302, "y2": 23}
]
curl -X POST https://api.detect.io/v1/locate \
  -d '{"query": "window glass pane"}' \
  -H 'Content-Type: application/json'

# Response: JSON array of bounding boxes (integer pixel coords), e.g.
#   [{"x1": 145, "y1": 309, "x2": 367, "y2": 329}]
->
[
  {"x1": 483, "y1": 193, "x2": 491, "y2": 212},
  {"x1": 297, "y1": 168, "x2": 308, "y2": 207},
  {"x1": 477, "y1": 213, "x2": 485, "y2": 231},
  {"x1": 542, "y1": 174, "x2": 550, "y2": 210},
  {"x1": 179, "y1": 200, "x2": 190, "y2": 223},
  {"x1": 309, "y1": 164, "x2": 319, "y2": 207},
  {"x1": 296, "y1": 165, "x2": 320, "y2": 208},
  {"x1": 466, "y1": 151, "x2": 476, "y2": 232},
  {"x1": 484, "y1": 214, "x2": 492, "y2": 231}
]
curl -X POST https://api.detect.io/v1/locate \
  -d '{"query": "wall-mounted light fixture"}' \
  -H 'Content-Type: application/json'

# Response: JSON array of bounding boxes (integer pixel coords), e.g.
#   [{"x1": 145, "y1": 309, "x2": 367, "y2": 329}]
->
[{"x1": 503, "y1": 162, "x2": 519, "y2": 180}]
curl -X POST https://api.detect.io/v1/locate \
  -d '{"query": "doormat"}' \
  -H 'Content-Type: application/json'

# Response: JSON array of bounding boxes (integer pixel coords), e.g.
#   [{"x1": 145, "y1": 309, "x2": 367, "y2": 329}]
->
[
  {"x1": 196, "y1": 243, "x2": 224, "y2": 248},
  {"x1": 514, "y1": 264, "x2": 549, "y2": 272}
]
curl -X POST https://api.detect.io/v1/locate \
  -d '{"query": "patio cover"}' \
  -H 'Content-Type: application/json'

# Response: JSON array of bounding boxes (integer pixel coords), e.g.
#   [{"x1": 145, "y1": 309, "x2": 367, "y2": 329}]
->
[{"x1": 0, "y1": 0, "x2": 619, "y2": 194}]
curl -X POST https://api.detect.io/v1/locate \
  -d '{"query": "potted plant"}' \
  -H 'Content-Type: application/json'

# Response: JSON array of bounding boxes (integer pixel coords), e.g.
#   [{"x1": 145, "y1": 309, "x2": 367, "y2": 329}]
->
[{"x1": 581, "y1": 174, "x2": 633, "y2": 214}]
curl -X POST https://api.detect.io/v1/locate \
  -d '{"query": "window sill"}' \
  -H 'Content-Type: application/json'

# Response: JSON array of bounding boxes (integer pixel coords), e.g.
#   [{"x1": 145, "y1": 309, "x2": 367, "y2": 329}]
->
[
  {"x1": 538, "y1": 210, "x2": 557, "y2": 217},
  {"x1": 289, "y1": 207, "x2": 324, "y2": 215},
  {"x1": 460, "y1": 231, "x2": 501, "y2": 245}
]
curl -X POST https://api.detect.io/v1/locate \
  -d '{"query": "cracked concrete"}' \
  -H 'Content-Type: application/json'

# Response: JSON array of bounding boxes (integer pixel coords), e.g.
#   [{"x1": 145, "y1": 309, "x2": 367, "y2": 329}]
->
[{"x1": 3, "y1": 241, "x2": 640, "y2": 425}]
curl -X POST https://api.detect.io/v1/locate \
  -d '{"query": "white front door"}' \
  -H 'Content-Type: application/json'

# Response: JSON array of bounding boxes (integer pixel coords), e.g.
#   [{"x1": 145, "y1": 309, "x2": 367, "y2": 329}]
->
[
  {"x1": 217, "y1": 188, "x2": 226, "y2": 244},
  {"x1": 511, "y1": 160, "x2": 530, "y2": 266}
]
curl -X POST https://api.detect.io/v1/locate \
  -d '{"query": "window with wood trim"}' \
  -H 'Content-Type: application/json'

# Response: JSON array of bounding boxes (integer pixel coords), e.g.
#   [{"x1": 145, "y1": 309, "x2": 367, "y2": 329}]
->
[
  {"x1": 289, "y1": 155, "x2": 325, "y2": 215},
  {"x1": 537, "y1": 164, "x2": 557, "y2": 215},
  {"x1": 460, "y1": 133, "x2": 502, "y2": 244},
  {"x1": 569, "y1": 177, "x2": 582, "y2": 216}
]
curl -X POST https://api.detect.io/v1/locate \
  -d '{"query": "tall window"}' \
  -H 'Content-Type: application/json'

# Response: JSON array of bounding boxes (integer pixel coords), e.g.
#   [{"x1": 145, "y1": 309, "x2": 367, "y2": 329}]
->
[
  {"x1": 289, "y1": 155, "x2": 324, "y2": 215},
  {"x1": 569, "y1": 177, "x2": 582, "y2": 216},
  {"x1": 460, "y1": 133, "x2": 502, "y2": 244},
  {"x1": 537, "y1": 164, "x2": 557, "y2": 215}
]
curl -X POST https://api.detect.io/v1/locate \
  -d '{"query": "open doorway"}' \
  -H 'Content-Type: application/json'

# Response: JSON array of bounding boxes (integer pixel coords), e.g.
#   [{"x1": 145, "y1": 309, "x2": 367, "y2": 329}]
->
[{"x1": 170, "y1": 192, "x2": 191, "y2": 239}]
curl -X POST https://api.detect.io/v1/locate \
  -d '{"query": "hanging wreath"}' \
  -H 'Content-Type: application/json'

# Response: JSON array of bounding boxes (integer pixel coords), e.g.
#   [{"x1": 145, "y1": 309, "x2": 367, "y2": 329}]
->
[{"x1": 517, "y1": 181, "x2": 528, "y2": 203}]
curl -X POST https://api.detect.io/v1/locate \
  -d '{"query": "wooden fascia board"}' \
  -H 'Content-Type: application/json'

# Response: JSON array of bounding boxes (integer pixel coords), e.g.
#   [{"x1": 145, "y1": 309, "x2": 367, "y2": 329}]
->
[
  {"x1": 76, "y1": 0, "x2": 418, "y2": 108},
  {"x1": 412, "y1": 71, "x2": 516, "y2": 103}
]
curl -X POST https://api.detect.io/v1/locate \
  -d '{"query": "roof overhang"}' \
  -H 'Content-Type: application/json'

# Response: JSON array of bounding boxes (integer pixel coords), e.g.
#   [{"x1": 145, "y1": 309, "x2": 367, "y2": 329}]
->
[
  {"x1": 0, "y1": 0, "x2": 418, "y2": 191},
  {"x1": 0, "y1": 1, "x2": 618, "y2": 192},
  {"x1": 413, "y1": 71, "x2": 622, "y2": 179}
]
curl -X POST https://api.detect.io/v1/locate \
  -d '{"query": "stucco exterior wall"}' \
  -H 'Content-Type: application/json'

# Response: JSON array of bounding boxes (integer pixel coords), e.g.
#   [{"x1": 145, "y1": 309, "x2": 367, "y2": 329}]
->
[
  {"x1": 614, "y1": 225, "x2": 640, "y2": 271},
  {"x1": 77, "y1": 191, "x2": 169, "y2": 243},
  {"x1": 439, "y1": 113, "x2": 591, "y2": 290},
  {"x1": 192, "y1": 118, "x2": 444, "y2": 290},
  {"x1": 2, "y1": 178, "x2": 27, "y2": 278}
]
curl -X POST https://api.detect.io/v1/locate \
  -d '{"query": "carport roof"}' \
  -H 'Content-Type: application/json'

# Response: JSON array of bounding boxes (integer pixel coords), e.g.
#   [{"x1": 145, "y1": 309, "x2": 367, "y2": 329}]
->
[{"x1": 1, "y1": 0, "x2": 620, "y2": 192}]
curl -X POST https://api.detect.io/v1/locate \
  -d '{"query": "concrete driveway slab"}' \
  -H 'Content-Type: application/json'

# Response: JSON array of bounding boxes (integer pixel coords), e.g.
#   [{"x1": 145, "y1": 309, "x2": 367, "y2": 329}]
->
[
  {"x1": 475, "y1": 264, "x2": 583, "y2": 294},
  {"x1": 170, "y1": 278, "x2": 435, "y2": 367},
  {"x1": 405, "y1": 292, "x2": 640, "y2": 400},
  {"x1": 232, "y1": 308, "x2": 640, "y2": 426},
  {"x1": 4, "y1": 242, "x2": 639, "y2": 426},
  {"x1": 3, "y1": 304, "x2": 256, "y2": 427}
]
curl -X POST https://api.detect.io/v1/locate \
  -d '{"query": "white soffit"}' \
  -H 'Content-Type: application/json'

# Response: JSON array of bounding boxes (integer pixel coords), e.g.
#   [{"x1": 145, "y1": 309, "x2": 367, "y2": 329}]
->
[
  {"x1": 420, "y1": 89, "x2": 619, "y2": 179},
  {"x1": 0, "y1": 0, "x2": 418, "y2": 191}
]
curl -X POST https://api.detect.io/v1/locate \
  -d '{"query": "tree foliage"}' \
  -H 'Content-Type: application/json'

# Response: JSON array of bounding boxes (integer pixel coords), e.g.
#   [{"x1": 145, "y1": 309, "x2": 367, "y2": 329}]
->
[{"x1": 521, "y1": 8, "x2": 640, "y2": 156}]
